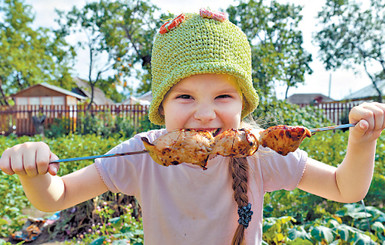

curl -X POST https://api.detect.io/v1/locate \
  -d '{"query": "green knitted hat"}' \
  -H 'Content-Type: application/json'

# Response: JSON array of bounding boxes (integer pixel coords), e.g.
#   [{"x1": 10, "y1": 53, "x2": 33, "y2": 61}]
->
[{"x1": 149, "y1": 11, "x2": 259, "y2": 125}]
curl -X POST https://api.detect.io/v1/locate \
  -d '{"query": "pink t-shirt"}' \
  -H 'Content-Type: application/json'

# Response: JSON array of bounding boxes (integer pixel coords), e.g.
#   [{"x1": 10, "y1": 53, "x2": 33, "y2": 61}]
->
[{"x1": 95, "y1": 129, "x2": 307, "y2": 245}]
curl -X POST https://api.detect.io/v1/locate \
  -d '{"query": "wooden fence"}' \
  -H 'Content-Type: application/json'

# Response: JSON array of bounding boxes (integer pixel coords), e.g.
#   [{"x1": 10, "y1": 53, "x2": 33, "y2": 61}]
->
[
  {"x1": 298, "y1": 101, "x2": 362, "y2": 125},
  {"x1": 0, "y1": 101, "x2": 363, "y2": 136},
  {"x1": 0, "y1": 104, "x2": 149, "y2": 136}
]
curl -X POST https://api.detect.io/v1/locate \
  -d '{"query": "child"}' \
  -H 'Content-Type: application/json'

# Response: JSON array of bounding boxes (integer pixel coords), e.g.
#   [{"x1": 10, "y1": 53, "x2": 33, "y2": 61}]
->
[{"x1": 1, "y1": 9, "x2": 385, "y2": 245}]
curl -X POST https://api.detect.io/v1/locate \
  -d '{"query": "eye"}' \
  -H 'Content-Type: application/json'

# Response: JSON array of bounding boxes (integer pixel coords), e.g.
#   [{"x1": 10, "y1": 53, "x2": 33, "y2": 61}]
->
[
  {"x1": 176, "y1": 94, "x2": 193, "y2": 100},
  {"x1": 216, "y1": 94, "x2": 232, "y2": 99}
]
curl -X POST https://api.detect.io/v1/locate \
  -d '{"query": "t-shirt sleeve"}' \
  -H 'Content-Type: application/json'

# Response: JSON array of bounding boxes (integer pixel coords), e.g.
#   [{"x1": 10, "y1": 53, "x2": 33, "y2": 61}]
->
[
  {"x1": 94, "y1": 129, "x2": 165, "y2": 196},
  {"x1": 260, "y1": 147, "x2": 308, "y2": 192}
]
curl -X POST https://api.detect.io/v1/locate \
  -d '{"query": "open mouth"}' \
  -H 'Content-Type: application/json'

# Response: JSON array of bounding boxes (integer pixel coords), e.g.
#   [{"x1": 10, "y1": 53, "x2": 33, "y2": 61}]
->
[
  {"x1": 186, "y1": 128, "x2": 221, "y2": 137},
  {"x1": 211, "y1": 128, "x2": 221, "y2": 137}
]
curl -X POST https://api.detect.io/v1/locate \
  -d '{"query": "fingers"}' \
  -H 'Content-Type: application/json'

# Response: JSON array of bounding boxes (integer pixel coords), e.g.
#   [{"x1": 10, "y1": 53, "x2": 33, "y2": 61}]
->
[
  {"x1": 48, "y1": 153, "x2": 60, "y2": 176},
  {"x1": 0, "y1": 142, "x2": 57, "y2": 177},
  {"x1": 349, "y1": 102, "x2": 385, "y2": 136}
]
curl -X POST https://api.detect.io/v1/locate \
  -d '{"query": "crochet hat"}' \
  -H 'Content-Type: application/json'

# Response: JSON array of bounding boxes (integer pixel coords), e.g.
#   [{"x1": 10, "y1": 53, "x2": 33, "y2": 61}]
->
[{"x1": 149, "y1": 10, "x2": 259, "y2": 125}]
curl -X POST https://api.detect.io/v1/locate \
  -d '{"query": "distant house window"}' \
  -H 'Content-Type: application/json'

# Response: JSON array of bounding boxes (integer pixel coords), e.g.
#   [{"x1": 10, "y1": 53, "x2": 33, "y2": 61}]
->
[
  {"x1": 16, "y1": 97, "x2": 28, "y2": 105},
  {"x1": 41, "y1": 97, "x2": 52, "y2": 105},
  {"x1": 52, "y1": 96, "x2": 65, "y2": 105},
  {"x1": 29, "y1": 97, "x2": 39, "y2": 105},
  {"x1": 16, "y1": 96, "x2": 65, "y2": 106}
]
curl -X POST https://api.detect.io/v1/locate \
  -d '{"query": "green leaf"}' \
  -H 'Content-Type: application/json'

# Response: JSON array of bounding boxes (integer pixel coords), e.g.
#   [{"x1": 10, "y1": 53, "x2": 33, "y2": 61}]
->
[
  {"x1": 351, "y1": 233, "x2": 377, "y2": 245},
  {"x1": 310, "y1": 226, "x2": 335, "y2": 243},
  {"x1": 112, "y1": 240, "x2": 130, "y2": 245},
  {"x1": 109, "y1": 217, "x2": 121, "y2": 224},
  {"x1": 286, "y1": 238, "x2": 313, "y2": 245},
  {"x1": 90, "y1": 237, "x2": 106, "y2": 245},
  {"x1": 288, "y1": 226, "x2": 311, "y2": 241},
  {"x1": 0, "y1": 219, "x2": 8, "y2": 226},
  {"x1": 333, "y1": 224, "x2": 355, "y2": 241},
  {"x1": 371, "y1": 221, "x2": 385, "y2": 233}
]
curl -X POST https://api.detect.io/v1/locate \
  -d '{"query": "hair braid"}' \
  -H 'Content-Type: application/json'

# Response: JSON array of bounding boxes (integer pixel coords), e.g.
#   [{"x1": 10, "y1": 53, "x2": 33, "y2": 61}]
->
[{"x1": 229, "y1": 157, "x2": 249, "y2": 245}]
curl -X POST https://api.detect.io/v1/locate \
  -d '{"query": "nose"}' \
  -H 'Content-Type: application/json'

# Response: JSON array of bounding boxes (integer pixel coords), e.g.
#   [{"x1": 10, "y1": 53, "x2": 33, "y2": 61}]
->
[{"x1": 193, "y1": 104, "x2": 216, "y2": 122}]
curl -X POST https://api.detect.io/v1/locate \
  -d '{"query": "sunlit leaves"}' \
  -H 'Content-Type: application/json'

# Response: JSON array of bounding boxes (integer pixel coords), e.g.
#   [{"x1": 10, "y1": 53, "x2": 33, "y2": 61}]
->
[
  {"x1": 315, "y1": 0, "x2": 385, "y2": 101},
  {"x1": 0, "y1": 0, "x2": 75, "y2": 105},
  {"x1": 227, "y1": 0, "x2": 312, "y2": 98}
]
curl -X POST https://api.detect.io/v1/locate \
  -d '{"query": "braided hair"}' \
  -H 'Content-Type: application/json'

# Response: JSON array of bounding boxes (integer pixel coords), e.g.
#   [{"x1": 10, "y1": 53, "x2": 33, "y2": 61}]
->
[{"x1": 229, "y1": 157, "x2": 251, "y2": 245}]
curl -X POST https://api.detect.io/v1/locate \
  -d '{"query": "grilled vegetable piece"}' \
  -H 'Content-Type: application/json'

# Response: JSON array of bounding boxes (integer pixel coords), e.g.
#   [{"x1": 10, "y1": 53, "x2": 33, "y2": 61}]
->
[
  {"x1": 211, "y1": 128, "x2": 259, "y2": 157},
  {"x1": 259, "y1": 125, "x2": 311, "y2": 156},
  {"x1": 141, "y1": 129, "x2": 214, "y2": 169}
]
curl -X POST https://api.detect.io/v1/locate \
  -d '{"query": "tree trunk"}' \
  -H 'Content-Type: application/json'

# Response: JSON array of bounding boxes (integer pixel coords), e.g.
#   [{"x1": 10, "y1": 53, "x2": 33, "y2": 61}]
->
[{"x1": 0, "y1": 77, "x2": 9, "y2": 106}]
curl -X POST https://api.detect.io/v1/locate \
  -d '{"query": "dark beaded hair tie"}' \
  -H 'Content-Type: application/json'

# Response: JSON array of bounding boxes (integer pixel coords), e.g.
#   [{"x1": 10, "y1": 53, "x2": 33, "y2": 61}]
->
[{"x1": 238, "y1": 203, "x2": 253, "y2": 228}]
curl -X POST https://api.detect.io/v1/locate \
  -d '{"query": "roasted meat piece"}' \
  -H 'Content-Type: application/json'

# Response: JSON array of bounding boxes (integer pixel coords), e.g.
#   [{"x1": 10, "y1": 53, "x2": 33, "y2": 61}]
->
[
  {"x1": 259, "y1": 125, "x2": 312, "y2": 156},
  {"x1": 141, "y1": 125, "x2": 311, "y2": 170},
  {"x1": 211, "y1": 128, "x2": 259, "y2": 157},
  {"x1": 141, "y1": 129, "x2": 214, "y2": 169}
]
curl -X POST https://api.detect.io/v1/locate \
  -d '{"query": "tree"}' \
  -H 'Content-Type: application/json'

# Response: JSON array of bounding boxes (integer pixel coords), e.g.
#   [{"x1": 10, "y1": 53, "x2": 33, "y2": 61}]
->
[
  {"x1": 0, "y1": 0, "x2": 74, "y2": 105},
  {"x1": 227, "y1": 0, "x2": 312, "y2": 99},
  {"x1": 98, "y1": 0, "x2": 168, "y2": 94},
  {"x1": 56, "y1": 0, "x2": 168, "y2": 107},
  {"x1": 56, "y1": 2, "x2": 117, "y2": 108},
  {"x1": 315, "y1": 0, "x2": 385, "y2": 102}
]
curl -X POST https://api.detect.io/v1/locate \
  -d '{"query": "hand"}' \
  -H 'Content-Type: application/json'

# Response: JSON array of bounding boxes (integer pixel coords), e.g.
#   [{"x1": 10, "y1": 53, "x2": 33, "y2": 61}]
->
[
  {"x1": 349, "y1": 102, "x2": 385, "y2": 142},
  {"x1": 0, "y1": 142, "x2": 59, "y2": 177}
]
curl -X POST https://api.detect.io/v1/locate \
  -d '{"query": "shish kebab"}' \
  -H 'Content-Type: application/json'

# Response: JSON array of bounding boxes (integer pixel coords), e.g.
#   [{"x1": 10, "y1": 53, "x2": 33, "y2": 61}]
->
[{"x1": 50, "y1": 123, "x2": 356, "y2": 170}]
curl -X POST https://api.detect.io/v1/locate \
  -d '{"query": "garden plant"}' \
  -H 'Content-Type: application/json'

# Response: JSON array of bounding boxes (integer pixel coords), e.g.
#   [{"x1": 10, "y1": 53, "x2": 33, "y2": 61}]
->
[{"x1": 0, "y1": 101, "x2": 384, "y2": 244}]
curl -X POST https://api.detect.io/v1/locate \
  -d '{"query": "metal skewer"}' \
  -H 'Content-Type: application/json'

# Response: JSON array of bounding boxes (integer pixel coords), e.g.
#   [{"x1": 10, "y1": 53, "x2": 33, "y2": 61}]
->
[
  {"x1": 50, "y1": 150, "x2": 148, "y2": 163},
  {"x1": 50, "y1": 123, "x2": 357, "y2": 164},
  {"x1": 309, "y1": 123, "x2": 356, "y2": 133}
]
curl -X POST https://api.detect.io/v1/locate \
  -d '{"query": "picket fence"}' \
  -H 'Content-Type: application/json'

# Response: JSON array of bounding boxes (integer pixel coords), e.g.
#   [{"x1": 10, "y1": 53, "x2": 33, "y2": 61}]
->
[
  {"x1": 0, "y1": 101, "x2": 362, "y2": 136},
  {"x1": 0, "y1": 104, "x2": 149, "y2": 136},
  {"x1": 298, "y1": 101, "x2": 362, "y2": 125}
]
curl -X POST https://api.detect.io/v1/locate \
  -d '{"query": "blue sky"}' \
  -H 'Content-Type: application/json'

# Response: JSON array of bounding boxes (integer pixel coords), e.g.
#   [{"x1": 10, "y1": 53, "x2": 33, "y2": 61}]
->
[{"x1": 23, "y1": 0, "x2": 373, "y2": 100}]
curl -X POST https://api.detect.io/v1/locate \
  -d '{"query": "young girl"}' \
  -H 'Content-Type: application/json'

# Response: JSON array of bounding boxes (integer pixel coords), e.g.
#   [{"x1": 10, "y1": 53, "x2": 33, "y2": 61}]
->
[{"x1": 1, "y1": 10, "x2": 385, "y2": 245}]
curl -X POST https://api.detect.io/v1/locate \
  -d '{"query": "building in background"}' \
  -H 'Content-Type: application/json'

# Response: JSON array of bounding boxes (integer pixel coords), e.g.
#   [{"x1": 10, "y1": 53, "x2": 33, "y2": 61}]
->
[
  {"x1": 343, "y1": 80, "x2": 385, "y2": 102},
  {"x1": 287, "y1": 93, "x2": 334, "y2": 105},
  {"x1": 11, "y1": 82, "x2": 86, "y2": 106}
]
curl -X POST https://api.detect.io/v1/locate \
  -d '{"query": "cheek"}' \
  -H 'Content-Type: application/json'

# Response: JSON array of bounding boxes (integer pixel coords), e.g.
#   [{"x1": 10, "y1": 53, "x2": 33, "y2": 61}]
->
[{"x1": 163, "y1": 104, "x2": 189, "y2": 129}]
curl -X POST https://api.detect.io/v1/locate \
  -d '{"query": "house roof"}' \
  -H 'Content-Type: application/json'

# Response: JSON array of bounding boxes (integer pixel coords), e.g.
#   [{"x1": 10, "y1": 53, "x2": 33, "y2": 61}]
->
[
  {"x1": 137, "y1": 91, "x2": 152, "y2": 101},
  {"x1": 343, "y1": 80, "x2": 385, "y2": 100},
  {"x1": 11, "y1": 82, "x2": 87, "y2": 100},
  {"x1": 73, "y1": 77, "x2": 114, "y2": 105},
  {"x1": 287, "y1": 93, "x2": 334, "y2": 104}
]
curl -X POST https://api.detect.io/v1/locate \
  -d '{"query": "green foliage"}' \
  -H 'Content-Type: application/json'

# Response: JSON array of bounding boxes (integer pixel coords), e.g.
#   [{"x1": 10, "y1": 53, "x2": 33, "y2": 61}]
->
[
  {"x1": 67, "y1": 201, "x2": 143, "y2": 245},
  {"x1": 0, "y1": 134, "x2": 123, "y2": 235},
  {"x1": 0, "y1": 0, "x2": 75, "y2": 105},
  {"x1": 253, "y1": 98, "x2": 330, "y2": 128},
  {"x1": 315, "y1": 0, "x2": 385, "y2": 102},
  {"x1": 44, "y1": 113, "x2": 161, "y2": 139},
  {"x1": 227, "y1": 0, "x2": 312, "y2": 98},
  {"x1": 55, "y1": 0, "x2": 165, "y2": 98},
  {"x1": 3, "y1": 101, "x2": 385, "y2": 243},
  {"x1": 263, "y1": 203, "x2": 385, "y2": 244}
]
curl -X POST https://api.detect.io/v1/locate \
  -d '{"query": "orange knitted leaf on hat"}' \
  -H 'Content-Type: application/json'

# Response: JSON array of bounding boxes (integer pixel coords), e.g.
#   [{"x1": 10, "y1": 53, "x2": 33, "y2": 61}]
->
[
  {"x1": 159, "y1": 14, "x2": 186, "y2": 34},
  {"x1": 199, "y1": 8, "x2": 227, "y2": 22}
]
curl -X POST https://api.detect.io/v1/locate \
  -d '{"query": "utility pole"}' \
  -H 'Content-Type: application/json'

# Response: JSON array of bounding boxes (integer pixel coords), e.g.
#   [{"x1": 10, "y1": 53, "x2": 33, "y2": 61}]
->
[{"x1": 328, "y1": 73, "x2": 332, "y2": 98}]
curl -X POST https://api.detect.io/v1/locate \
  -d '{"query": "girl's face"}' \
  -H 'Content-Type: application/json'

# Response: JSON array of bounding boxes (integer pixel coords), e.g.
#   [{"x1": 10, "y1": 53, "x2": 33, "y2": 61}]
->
[{"x1": 161, "y1": 74, "x2": 243, "y2": 133}]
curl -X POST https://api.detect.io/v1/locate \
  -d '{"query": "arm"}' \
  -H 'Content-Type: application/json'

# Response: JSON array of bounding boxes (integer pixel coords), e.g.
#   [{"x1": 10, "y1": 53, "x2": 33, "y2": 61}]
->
[
  {"x1": 0, "y1": 142, "x2": 108, "y2": 212},
  {"x1": 298, "y1": 102, "x2": 385, "y2": 203}
]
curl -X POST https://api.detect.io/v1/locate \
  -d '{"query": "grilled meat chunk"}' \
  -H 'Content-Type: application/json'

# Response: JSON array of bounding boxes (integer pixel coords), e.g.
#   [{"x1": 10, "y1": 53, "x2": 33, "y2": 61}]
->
[
  {"x1": 141, "y1": 129, "x2": 214, "y2": 169},
  {"x1": 211, "y1": 128, "x2": 259, "y2": 157},
  {"x1": 259, "y1": 125, "x2": 311, "y2": 156}
]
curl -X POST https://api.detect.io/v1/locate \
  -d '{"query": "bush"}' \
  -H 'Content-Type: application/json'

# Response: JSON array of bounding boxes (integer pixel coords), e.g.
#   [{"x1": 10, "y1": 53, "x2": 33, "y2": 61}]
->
[
  {"x1": 253, "y1": 98, "x2": 330, "y2": 129},
  {"x1": 44, "y1": 113, "x2": 162, "y2": 139}
]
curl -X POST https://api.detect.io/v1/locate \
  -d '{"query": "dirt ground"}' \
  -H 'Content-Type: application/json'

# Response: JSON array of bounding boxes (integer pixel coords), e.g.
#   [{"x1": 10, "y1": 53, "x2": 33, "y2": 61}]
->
[{"x1": 2, "y1": 207, "x2": 71, "y2": 244}]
